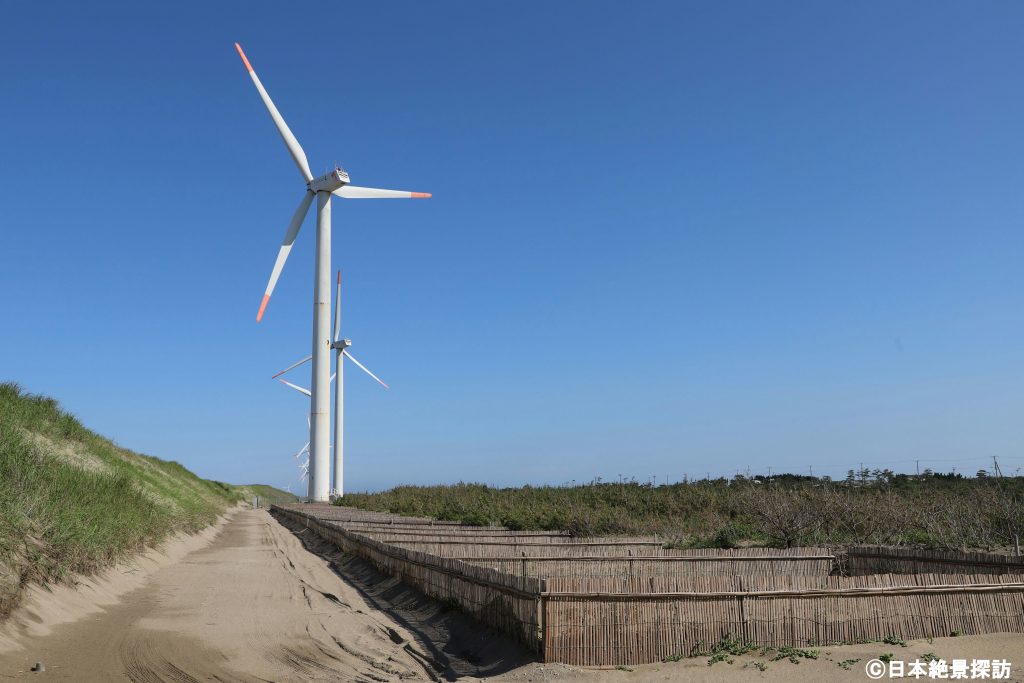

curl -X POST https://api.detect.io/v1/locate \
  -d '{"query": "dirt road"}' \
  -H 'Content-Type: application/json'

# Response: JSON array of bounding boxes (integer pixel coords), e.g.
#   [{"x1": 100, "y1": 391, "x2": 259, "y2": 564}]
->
[
  {"x1": 0, "y1": 509, "x2": 487, "y2": 681},
  {"x1": 2, "y1": 509, "x2": 1022, "y2": 682}
]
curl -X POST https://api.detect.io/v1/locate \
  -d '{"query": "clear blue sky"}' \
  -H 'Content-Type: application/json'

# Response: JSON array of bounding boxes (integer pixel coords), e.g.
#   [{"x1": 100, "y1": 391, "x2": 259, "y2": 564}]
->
[{"x1": 3, "y1": 2, "x2": 1023, "y2": 490}]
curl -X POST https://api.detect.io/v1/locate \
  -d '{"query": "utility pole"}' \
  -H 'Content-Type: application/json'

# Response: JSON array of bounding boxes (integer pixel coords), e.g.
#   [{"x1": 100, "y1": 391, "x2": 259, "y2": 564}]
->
[{"x1": 993, "y1": 456, "x2": 1003, "y2": 478}]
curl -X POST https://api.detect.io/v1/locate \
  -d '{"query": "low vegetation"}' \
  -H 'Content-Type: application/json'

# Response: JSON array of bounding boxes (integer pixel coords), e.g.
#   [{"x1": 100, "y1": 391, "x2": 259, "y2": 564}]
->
[
  {"x1": 663, "y1": 633, "x2": 820, "y2": 667},
  {"x1": 0, "y1": 382, "x2": 267, "y2": 618},
  {"x1": 339, "y1": 471, "x2": 1024, "y2": 551},
  {"x1": 234, "y1": 483, "x2": 299, "y2": 506}
]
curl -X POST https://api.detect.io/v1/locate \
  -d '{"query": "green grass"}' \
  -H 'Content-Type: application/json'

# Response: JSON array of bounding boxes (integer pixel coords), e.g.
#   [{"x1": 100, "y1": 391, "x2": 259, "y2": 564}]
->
[
  {"x1": 338, "y1": 472, "x2": 1024, "y2": 549},
  {"x1": 233, "y1": 483, "x2": 299, "y2": 505},
  {"x1": 664, "y1": 634, "x2": 818, "y2": 668},
  {"x1": 0, "y1": 382, "x2": 247, "y2": 618}
]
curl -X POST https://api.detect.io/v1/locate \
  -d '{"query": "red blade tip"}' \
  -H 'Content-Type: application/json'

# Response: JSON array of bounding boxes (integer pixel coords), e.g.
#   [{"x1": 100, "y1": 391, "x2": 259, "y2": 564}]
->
[
  {"x1": 411, "y1": 192, "x2": 432, "y2": 199},
  {"x1": 256, "y1": 294, "x2": 270, "y2": 322},
  {"x1": 234, "y1": 43, "x2": 253, "y2": 72}
]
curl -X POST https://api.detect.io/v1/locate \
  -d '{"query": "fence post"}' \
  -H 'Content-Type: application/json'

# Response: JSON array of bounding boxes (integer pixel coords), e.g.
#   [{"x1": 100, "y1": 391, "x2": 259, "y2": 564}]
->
[
  {"x1": 739, "y1": 575, "x2": 749, "y2": 645},
  {"x1": 537, "y1": 579, "x2": 546, "y2": 660}
]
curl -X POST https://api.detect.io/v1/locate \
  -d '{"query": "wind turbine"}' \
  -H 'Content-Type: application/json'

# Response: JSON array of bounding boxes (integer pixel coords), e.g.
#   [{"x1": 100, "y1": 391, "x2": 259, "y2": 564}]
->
[
  {"x1": 272, "y1": 271, "x2": 388, "y2": 498},
  {"x1": 235, "y1": 43, "x2": 430, "y2": 502},
  {"x1": 276, "y1": 375, "x2": 329, "y2": 495},
  {"x1": 286, "y1": 417, "x2": 309, "y2": 475}
]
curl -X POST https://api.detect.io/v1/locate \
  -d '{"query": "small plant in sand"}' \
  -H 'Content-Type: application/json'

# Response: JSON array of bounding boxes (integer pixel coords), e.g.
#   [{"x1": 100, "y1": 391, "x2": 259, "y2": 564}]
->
[{"x1": 771, "y1": 646, "x2": 819, "y2": 664}]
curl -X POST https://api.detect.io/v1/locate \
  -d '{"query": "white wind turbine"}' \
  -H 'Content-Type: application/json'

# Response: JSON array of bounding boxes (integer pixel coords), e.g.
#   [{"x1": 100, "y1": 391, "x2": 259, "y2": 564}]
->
[
  {"x1": 273, "y1": 271, "x2": 388, "y2": 498},
  {"x1": 235, "y1": 43, "x2": 429, "y2": 502},
  {"x1": 276, "y1": 372, "x2": 329, "y2": 495}
]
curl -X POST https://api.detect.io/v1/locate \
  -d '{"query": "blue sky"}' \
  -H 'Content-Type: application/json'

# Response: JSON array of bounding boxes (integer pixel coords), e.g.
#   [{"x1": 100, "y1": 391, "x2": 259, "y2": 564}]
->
[{"x1": 2, "y1": 2, "x2": 1023, "y2": 490}]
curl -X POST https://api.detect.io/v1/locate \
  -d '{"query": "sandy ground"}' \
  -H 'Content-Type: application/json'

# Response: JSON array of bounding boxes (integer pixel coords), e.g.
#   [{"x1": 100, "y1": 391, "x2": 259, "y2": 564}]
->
[
  {"x1": 0, "y1": 510, "x2": 233, "y2": 656},
  {"x1": 0, "y1": 509, "x2": 453, "y2": 681},
  {"x1": 0, "y1": 508, "x2": 1021, "y2": 682},
  {"x1": 509, "y1": 634, "x2": 1024, "y2": 682}
]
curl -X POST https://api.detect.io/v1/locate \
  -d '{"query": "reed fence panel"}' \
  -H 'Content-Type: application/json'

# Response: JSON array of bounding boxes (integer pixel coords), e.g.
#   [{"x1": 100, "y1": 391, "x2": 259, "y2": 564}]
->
[
  {"x1": 541, "y1": 574, "x2": 1024, "y2": 666},
  {"x1": 272, "y1": 505, "x2": 1024, "y2": 667},
  {"x1": 465, "y1": 555, "x2": 833, "y2": 578},
  {"x1": 848, "y1": 546, "x2": 1024, "y2": 576},
  {"x1": 273, "y1": 506, "x2": 543, "y2": 651},
  {"x1": 383, "y1": 541, "x2": 668, "y2": 557}
]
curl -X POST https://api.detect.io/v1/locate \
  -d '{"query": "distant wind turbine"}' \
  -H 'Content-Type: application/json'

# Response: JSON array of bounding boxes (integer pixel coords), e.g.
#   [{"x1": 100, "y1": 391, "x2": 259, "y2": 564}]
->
[
  {"x1": 272, "y1": 271, "x2": 388, "y2": 498},
  {"x1": 234, "y1": 42, "x2": 429, "y2": 501}
]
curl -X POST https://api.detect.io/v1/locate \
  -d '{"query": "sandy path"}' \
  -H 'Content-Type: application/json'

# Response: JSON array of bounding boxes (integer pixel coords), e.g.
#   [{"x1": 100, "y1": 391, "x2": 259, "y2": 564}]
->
[
  {"x1": 2, "y1": 509, "x2": 1022, "y2": 682},
  {"x1": 0, "y1": 509, "x2": 442, "y2": 681}
]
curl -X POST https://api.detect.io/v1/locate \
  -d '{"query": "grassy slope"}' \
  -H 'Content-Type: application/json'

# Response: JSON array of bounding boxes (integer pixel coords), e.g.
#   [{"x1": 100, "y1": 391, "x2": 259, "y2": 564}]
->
[
  {"x1": 0, "y1": 383, "x2": 252, "y2": 617},
  {"x1": 233, "y1": 484, "x2": 299, "y2": 505}
]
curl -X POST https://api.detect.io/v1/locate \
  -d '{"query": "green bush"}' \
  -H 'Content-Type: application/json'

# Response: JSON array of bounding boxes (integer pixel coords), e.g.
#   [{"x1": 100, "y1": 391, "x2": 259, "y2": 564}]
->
[{"x1": 339, "y1": 473, "x2": 1024, "y2": 549}]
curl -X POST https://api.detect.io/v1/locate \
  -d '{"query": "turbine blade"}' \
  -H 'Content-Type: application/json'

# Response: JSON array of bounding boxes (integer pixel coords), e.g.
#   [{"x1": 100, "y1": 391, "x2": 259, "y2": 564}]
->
[
  {"x1": 277, "y1": 378, "x2": 311, "y2": 397},
  {"x1": 294, "y1": 441, "x2": 309, "y2": 459},
  {"x1": 234, "y1": 43, "x2": 313, "y2": 183},
  {"x1": 272, "y1": 354, "x2": 312, "y2": 379},
  {"x1": 343, "y1": 350, "x2": 389, "y2": 389},
  {"x1": 257, "y1": 191, "x2": 314, "y2": 322},
  {"x1": 333, "y1": 271, "x2": 341, "y2": 342},
  {"x1": 332, "y1": 185, "x2": 432, "y2": 200}
]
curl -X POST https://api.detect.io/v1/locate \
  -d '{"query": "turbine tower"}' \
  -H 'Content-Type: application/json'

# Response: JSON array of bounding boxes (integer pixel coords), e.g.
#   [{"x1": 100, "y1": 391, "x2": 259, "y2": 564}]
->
[
  {"x1": 329, "y1": 271, "x2": 389, "y2": 497},
  {"x1": 235, "y1": 43, "x2": 430, "y2": 501}
]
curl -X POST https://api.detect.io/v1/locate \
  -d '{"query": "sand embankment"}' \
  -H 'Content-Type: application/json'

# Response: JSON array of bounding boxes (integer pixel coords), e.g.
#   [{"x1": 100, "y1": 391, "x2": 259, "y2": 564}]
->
[{"x1": 0, "y1": 507, "x2": 237, "y2": 656}]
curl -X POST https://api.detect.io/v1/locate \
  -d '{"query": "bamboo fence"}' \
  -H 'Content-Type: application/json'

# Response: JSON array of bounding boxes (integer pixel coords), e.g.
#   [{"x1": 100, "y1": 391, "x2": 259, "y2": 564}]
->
[
  {"x1": 273, "y1": 505, "x2": 1024, "y2": 667},
  {"x1": 464, "y1": 554, "x2": 833, "y2": 578},
  {"x1": 541, "y1": 573, "x2": 1024, "y2": 665},
  {"x1": 354, "y1": 530, "x2": 574, "y2": 541},
  {"x1": 848, "y1": 545, "x2": 1024, "y2": 576},
  {"x1": 273, "y1": 506, "x2": 544, "y2": 651},
  {"x1": 381, "y1": 540, "x2": 667, "y2": 557}
]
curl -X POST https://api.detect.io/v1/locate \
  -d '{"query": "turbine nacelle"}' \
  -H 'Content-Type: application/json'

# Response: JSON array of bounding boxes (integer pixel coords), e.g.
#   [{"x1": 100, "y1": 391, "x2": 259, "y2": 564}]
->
[
  {"x1": 309, "y1": 167, "x2": 350, "y2": 193},
  {"x1": 331, "y1": 338, "x2": 352, "y2": 351}
]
